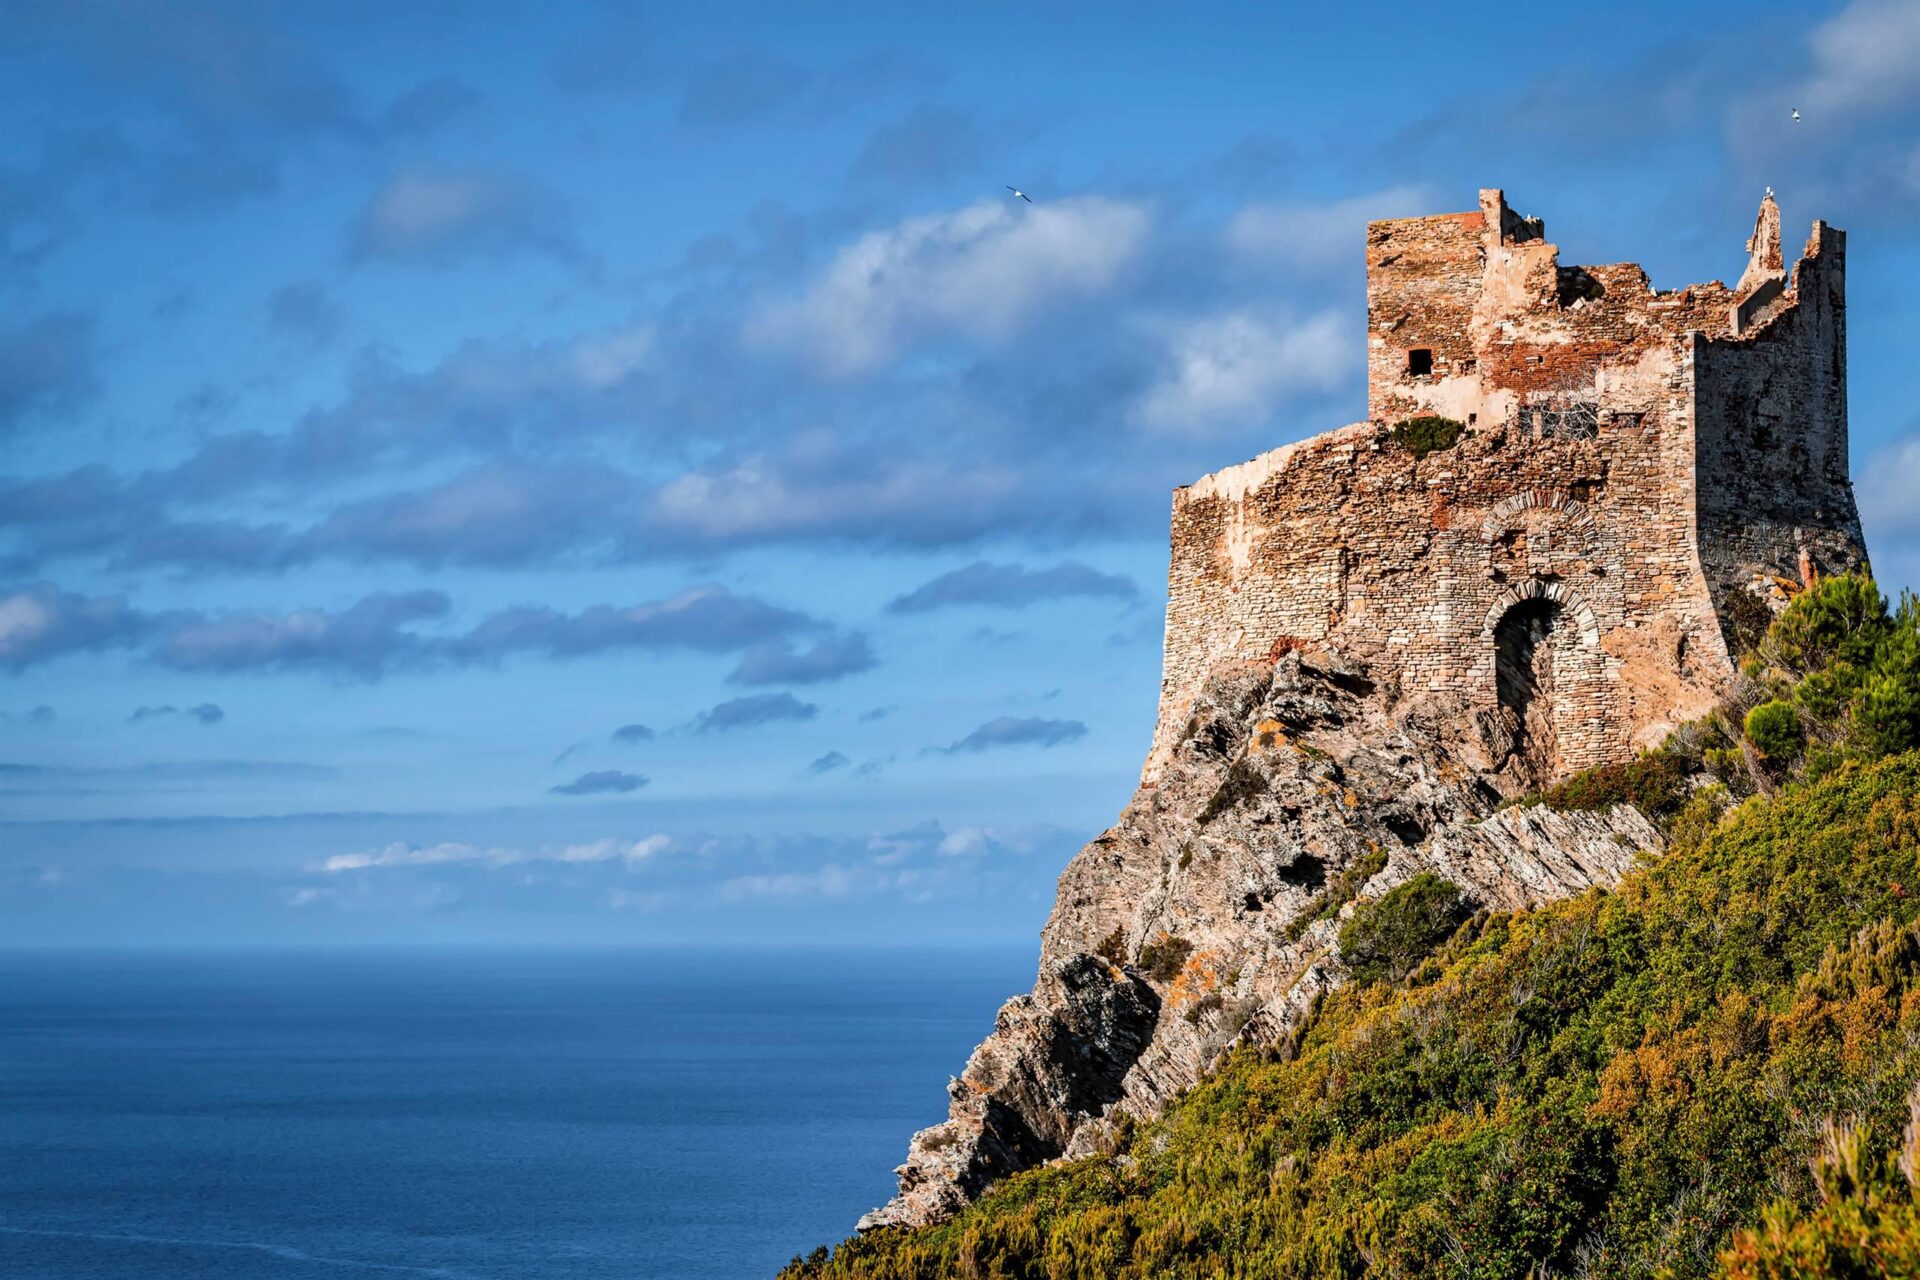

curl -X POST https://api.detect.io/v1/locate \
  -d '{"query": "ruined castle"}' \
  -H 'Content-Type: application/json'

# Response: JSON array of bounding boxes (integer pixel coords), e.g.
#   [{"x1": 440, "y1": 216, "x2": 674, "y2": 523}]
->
[
  {"x1": 860, "y1": 191, "x2": 1877, "y2": 1233},
  {"x1": 1153, "y1": 189, "x2": 1865, "y2": 786}
]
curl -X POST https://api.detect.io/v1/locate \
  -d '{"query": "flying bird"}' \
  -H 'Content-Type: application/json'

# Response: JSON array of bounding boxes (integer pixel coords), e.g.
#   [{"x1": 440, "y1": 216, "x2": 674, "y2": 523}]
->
[
  {"x1": 1006, "y1": 185, "x2": 1032, "y2": 203},
  {"x1": 1792, "y1": 108, "x2": 1801, "y2": 122}
]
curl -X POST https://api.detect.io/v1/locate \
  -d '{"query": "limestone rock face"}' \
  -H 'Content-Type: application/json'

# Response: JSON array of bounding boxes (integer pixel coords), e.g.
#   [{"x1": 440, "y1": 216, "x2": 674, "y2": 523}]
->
[{"x1": 859, "y1": 650, "x2": 1658, "y2": 1231}]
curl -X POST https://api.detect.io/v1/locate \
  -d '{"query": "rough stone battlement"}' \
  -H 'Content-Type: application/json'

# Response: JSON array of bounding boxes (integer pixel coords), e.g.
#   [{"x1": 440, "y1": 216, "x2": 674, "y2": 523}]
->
[{"x1": 1151, "y1": 189, "x2": 1865, "y2": 787}]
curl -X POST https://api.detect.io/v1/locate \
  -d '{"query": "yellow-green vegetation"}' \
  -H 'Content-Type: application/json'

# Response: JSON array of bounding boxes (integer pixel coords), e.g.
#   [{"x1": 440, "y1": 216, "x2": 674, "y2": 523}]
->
[
  {"x1": 1719, "y1": 1119, "x2": 1920, "y2": 1279},
  {"x1": 782, "y1": 575, "x2": 1920, "y2": 1280},
  {"x1": 1522, "y1": 748, "x2": 1696, "y2": 824},
  {"x1": 1389, "y1": 415, "x2": 1466, "y2": 460}
]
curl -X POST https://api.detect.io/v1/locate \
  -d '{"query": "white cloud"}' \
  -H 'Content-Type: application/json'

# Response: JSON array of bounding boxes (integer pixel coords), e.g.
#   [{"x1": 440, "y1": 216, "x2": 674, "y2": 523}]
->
[
  {"x1": 0, "y1": 593, "x2": 55, "y2": 654},
  {"x1": 1131, "y1": 308, "x2": 1351, "y2": 433},
  {"x1": 1227, "y1": 184, "x2": 1433, "y2": 272},
  {"x1": 624, "y1": 834, "x2": 673, "y2": 862},
  {"x1": 350, "y1": 169, "x2": 572, "y2": 264},
  {"x1": 1795, "y1": 0, "x2": 1920, "y2": 119},
  {"x1": 648, "y1": 435, "x2": 1023, "y2": 545},
  {"x1": 748, "y1": 196, "x2": 1151, "y2": 375},
  {"x1": 719, "y1": 863, "x2": 858, "y2": 900},
  {"x1": 319, "y1": 835, "x2": 670, "y2": 873},
  {"x1": 936, "y1": 826, "x2": 1001, "y2": 857}
]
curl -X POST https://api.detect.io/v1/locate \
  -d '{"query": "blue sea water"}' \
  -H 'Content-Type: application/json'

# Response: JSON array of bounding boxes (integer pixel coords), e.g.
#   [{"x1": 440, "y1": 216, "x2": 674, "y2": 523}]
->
[{"x1": 0, "y1": 948, "x2": 1031, "y2": 1280}]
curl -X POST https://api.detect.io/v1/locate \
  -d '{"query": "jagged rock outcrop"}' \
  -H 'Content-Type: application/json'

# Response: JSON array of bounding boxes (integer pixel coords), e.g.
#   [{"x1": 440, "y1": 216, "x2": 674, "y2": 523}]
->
[{"x1": 860, "y1": 650, "x2": 1658, "y2": 1230}]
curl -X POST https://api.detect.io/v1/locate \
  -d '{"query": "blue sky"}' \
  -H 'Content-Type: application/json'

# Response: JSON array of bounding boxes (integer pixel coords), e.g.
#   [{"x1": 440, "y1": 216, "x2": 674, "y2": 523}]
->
[{"x1": 6, "y1": 0, "x2": 1920, "y2": 946}]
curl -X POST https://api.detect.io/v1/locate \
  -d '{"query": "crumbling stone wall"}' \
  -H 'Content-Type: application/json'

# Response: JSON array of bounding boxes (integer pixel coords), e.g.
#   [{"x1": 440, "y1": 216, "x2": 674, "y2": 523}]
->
[
  {"x1": 1150, "y1": 189, "x2": 1865, "y2": 786},
  {"x1": 1694, "y1": 222, "x2": 1864, "y2": 649}
]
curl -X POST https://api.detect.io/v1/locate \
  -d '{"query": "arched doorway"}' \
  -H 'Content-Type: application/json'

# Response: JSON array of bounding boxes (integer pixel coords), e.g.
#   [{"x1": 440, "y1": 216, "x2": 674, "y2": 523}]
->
[
  {"x1": 1482, "y1": 578, "x2": 1609, "y2": 784},
  {"x1": 1494, "y1": 596, "x2": 1562, "y2": 783}
]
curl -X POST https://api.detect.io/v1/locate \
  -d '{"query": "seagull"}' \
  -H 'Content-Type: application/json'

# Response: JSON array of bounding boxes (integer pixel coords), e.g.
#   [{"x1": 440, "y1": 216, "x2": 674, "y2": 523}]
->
[
  {"x1": 1005, "y1": 185, "x2": 1033, "y2": 203},
  {"x1": 1791, "y1": 108, "x2": 1801, "y2": 122}
]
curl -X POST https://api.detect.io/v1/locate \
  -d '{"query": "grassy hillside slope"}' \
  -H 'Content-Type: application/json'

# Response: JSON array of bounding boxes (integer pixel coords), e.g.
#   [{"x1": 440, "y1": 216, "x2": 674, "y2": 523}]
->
[{"x1": 785, "y1": 575, "x2": 1920, "y2": 1279}]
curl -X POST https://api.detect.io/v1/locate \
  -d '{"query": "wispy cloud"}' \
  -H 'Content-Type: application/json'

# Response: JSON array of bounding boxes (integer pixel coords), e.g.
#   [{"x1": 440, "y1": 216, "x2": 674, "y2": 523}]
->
[
  {"x1": 888, "y1": 561, "x2": 1135, "y2": 613},
  {"x1": 0, "y1": 314, "x2": 93, "y2": 432},
  {"x1": 937, "y1": 716, "x2": 1088, "y2": 753},
  {"x1": 129, "y1": 703, "x2": 225, "y2": 725},
  {"x1": 349, "y1": 168, "x2": 579, "y2": 267},
  {"x1": 728, "y1": 633, "x2": 876, "y2": 685},
  {"x1": 0, "y1": 758, "x2": 335, "y2": 795},
  {"x1": 0, "y1": 583, "x2": 140, "y2": 671},
  {"x1": 692, "y1": 691, "x2": 818, "y2": 733},
  {"x1": 321, "y1": 834, "x2": 670, "y2": 872},
  {"x1": 549, "y1": 770, "x2": 648, "y2": 796},
  {"x1": 806, "y1": 750, "x2": 850, "y2": 776},
  {"x1": 1131, "y1": 308, "x2": 1351, "y2": 434},
  {"x1": 0, "y1": 582, "x2": 840, "y2": 679},
  {"x1": 1225, "y1": 185, "x2": 1432, "y2": 273}
]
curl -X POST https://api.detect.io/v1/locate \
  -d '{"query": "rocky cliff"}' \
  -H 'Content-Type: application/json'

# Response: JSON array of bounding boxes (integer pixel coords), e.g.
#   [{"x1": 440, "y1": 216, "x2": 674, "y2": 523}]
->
[{"x1": 860, "y1": 647, "x2": 1658, "y2": 1230}]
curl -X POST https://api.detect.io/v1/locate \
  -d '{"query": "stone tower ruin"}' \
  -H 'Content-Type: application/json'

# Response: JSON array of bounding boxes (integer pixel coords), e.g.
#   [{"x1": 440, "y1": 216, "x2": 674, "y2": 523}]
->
[{"x1": 1151, "y1": 189, "x2": 1865, "y2": 787}]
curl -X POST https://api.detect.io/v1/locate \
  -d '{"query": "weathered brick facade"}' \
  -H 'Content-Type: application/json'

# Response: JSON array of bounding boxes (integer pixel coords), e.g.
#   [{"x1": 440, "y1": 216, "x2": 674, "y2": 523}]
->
[{"x1": 1150, "y1": 189, "x2": 1864, "y2": 786}]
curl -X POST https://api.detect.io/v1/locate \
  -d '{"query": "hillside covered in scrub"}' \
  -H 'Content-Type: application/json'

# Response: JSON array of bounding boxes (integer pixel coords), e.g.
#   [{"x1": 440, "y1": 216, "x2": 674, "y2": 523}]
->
[{"x1": 785, "y1": 574, "x2": 1920, "y2": 1278}]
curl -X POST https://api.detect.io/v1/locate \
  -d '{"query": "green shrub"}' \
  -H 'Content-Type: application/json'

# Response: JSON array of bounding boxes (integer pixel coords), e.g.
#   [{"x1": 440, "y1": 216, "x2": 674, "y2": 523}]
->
[
  {"x1": 1137, "y1": 934, "x2": 1193, "y2": 983},
  {"x1": 1531, "y1": 748, "x2": 1695, "y2": 823},
  {"x1": 1763, "y1": 572, "x2": 1891, "y2": 677},
  {"x1": 1852, "y1": 615, "x2": 1920, "y2": 758},
  {"x1": 1390, "y1": 414, "x2": 1466, "y2": 460},
  {"x1": 1744, "y1": 699, "x2": 1805, "y2": 761},
  {"x1": 1722, "y1": 1120, "x2": 1920, "y2": 1279},
  {"x1": 1336, "y1": 872, "x2": 1472, "y2": 985}
]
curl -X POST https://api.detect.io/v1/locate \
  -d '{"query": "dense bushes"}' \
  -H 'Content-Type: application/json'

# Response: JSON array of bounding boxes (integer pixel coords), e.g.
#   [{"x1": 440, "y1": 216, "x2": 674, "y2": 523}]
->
[
  {"x1": 781, "y1": 574, "x2": 1920, "y2": 1280},
  {"x1": 1389, "y1": 415, "x2": 1465, "y2": 460}
]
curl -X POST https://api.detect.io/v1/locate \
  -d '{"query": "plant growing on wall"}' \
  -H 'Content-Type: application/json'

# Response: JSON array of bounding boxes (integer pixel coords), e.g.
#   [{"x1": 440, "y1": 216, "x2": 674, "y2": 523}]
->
[{"x1": 1390, "y1": 415, "x2": 1465, "y2": 460}]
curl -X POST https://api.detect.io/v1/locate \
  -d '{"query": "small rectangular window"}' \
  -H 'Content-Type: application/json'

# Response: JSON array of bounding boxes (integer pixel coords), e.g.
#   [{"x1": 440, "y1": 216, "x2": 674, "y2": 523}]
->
[{"x1": 1407, "y1": 348, "x2": 1434, "y2": 377}]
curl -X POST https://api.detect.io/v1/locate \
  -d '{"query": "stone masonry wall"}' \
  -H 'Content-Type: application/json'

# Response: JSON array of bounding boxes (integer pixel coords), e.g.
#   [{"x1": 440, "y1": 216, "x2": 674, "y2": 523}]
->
[
  {"x1": 1148, "y1": 189, "x2": 1866, "y2": 787},
  {"x1": 1694, "y1": 222, "x2": 1866, "y2": 643}
]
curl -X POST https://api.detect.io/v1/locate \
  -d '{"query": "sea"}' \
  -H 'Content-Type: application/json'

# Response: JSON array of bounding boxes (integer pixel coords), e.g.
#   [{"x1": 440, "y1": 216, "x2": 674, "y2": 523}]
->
[{"x1": 0, "y1": 947, "x2": 1032, "y2": 1280}]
